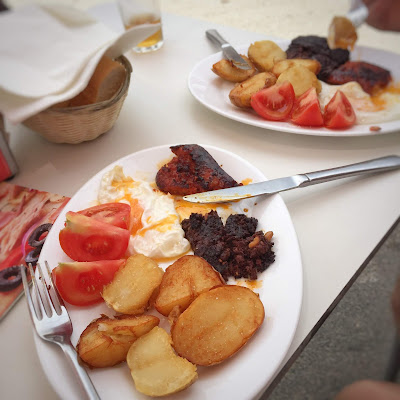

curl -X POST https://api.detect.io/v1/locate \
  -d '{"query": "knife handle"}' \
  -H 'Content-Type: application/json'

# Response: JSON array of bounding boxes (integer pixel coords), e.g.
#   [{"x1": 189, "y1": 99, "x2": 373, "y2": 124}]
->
[
  {"x1": 206, "y1": 29, "x2": 229, "y2": 48},
  {"x1": 302, "y1": 155, "x2": 400, "y2": 186}
]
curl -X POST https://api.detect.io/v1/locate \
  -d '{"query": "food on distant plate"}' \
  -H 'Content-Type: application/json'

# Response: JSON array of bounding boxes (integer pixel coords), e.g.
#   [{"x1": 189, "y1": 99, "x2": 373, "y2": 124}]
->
[
  {"x1": 102, "y1": 254, "x2": 164, "y2": 315},
  {"x1": 127, "y1": 326, "x2": 198, "y2": 397},
  {"x1": 251, "y1": 81, "x2": 295, "y2": 121},
  {"x1": 286, "y1": 36, "x2": 393, "y2": 94},
  {"x1": 77, "y1": 314, "x2": 159, "y2": 368},
  {"x1": 276, "y1": 64, "x2": 322, "y2": 97},
  {"x1": 272, "y1": 58, "x2": 321, "y2": 77},
  {"x1": 212, "y1": 34, "x2": 400, "y2": 129},
  {"x1": 77, "y1": 202, "x2": 131, "y2": 230},
  {"x1": 59, "y1": 212, "x2": 130, "y2": 262},
  {"x1": 229, "y1": 72, "x2": 277, "y2": 108},
  {"x1": 291, "y1": 87, "x2": 324, "y2": 127},
  {"x1": 182, "y1": 211, "x2": 275, "y2": 280},
  {"x1": 323, "y1": 90, "x2": 356, "y2": 129},
  {"x1": 248, "y1": 40, "x2": 287, "y2": 72},
  {"x1": 98, "y1": 165, "x2": 190, "y2": 259},
  {"x1": 250, "y1": 80, "x2": 357, "y2": 128},
  {"x1": 154, "y1": 255, "x2": 225, "y2": 317},
  {"x1": 52, "y1": 259, "x2": 126, "y2": 306},
  {"x1": 171, "y1": 285, "x2": 265, "y2": 366},
  {"x1": 325, "y1": 61, "x2": 392, "y2": 94},
  {"x1": 285, "y1": 35, "x2": 350, "y2": 80},
  {"x1": 212, "y1": 55, "x2": 257, "y2": 82},
  {"x1": 156, "y1": 144, "x2": 240, "y2": 195}
]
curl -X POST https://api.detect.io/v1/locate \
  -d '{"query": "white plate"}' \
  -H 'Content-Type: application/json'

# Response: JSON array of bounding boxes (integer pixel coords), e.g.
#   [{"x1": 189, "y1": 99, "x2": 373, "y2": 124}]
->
[
  {"x1": 36, "y1": 144, "x2": 303, "y2": 400},
  {"x1": 188, "y1": 40, "x2": 400, "y2": 137}
]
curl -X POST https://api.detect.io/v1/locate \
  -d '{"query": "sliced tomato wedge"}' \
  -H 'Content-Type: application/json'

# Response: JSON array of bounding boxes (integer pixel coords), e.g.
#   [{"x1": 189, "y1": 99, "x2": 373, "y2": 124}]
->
[
  {"x1": 323, "y1": 90, "x2": 356, "y2": 129},
  {"x1": 78, "y1": 202, "x2": 131, "y2": 230},
  {"x1": 59, "y1": 212, "x2": 130, "y2": 262},
  {"x1": 52, "y1": 259, "x2": 126, "y2": 306},
  {"x1": 291, "y1": 87, "x2": 324, "y2": 127},
  {"x1": 250, "y1": 81, "x2": 295, "y2": 121}
]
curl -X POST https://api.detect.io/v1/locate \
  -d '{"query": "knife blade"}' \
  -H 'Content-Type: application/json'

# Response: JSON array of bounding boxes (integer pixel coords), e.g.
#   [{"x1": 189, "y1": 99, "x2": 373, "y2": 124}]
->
[
  {"x1": 206, "y1": 29, "x2": 252, "y2": 70},
  {"x1": 183, "y1": 155, "x2": 400, "y2": 203}
]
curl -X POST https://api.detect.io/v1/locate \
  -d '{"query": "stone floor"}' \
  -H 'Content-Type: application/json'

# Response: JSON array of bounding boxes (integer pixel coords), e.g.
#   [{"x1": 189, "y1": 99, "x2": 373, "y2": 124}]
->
[{"x1": 264, "y1": 221, "x2": 400, "y2": 400}]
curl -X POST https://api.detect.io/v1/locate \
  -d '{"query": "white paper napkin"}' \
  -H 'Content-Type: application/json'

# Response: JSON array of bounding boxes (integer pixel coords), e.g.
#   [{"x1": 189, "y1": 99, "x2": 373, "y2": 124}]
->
[{"x1": 0, "y1": 4, "x2": 160, "y2": 124}]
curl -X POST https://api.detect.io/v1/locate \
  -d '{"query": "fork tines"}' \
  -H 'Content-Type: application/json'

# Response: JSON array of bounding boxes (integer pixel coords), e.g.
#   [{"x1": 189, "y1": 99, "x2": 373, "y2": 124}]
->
[
  {"x1": 20, "y1": 262, "x2": 101, "y2": 399},
  {"x1": 21, "y1": 261, "x2": 63, "y2": 321}
]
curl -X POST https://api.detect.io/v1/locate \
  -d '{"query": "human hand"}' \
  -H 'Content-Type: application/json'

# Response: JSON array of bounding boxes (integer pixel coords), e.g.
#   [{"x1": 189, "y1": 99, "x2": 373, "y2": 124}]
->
[
  {"x1": 335, "y1": 380, "x2": 400, "y2": 400},
  {"x1": 363, "y1": 0, "x2": 400, "y2": 31}
]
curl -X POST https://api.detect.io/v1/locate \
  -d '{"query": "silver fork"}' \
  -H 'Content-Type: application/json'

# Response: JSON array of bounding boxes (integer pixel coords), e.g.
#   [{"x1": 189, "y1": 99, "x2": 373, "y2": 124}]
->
[{"x1": 21, "y1": 262, "x2": 100, "y2": 400}]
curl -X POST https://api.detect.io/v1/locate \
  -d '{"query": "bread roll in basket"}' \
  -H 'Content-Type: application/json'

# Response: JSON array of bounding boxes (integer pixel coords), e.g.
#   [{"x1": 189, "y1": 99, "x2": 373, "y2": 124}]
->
[{"x1": 23, "y1": 55, "x2": 132, "y2": 144}]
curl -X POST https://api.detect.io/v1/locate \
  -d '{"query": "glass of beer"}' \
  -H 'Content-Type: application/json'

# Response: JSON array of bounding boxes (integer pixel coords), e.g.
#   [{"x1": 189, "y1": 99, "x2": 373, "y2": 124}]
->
[{"x1": 118, "y1": 0, "x2": 164, "y2": 53}]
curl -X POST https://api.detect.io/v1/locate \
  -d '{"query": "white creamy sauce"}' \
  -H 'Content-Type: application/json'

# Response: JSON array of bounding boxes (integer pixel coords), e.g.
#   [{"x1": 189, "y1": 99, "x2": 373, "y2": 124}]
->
[{"x1": 318, "y1": 81, "x2": 400, "y2": 125}]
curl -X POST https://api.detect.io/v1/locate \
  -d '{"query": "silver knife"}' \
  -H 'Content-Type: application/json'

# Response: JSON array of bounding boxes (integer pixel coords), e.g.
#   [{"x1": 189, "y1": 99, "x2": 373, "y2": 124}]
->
[
  {"x1": 206, "y1": 29, "x2": 252, "y2": 70},
  {"x1": 183, "y1": 155, "x2": 400, "y2": 203}
]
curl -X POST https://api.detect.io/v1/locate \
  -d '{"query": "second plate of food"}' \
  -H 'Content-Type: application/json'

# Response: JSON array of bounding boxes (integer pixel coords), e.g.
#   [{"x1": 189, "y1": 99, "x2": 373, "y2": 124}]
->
[
  {"x1": 188, "y1": 40, "x2": 400, "y2": 137},
  {"x1": 35, "y1": 144, "x2": 303, "y2": 400}
]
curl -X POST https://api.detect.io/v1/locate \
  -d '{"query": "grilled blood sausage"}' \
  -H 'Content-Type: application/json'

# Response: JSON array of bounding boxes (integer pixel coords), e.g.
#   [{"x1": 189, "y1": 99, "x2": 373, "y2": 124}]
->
[
  {"x1": 156, "y1": 145, "x2": 240, "y2": 196},
  {"x1": 326, "y1": 61, "x2": 392, "y2": 94}
]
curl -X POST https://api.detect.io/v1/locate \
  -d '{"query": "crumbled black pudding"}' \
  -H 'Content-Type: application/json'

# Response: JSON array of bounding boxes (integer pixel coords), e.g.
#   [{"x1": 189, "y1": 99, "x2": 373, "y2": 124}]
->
[{"x1": 181, "y1": 211, "x2": 275, "y2": 281}]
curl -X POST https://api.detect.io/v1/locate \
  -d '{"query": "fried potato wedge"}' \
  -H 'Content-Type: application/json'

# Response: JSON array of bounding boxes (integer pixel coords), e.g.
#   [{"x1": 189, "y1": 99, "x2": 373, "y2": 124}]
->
[
  {"x1": 154, "y1": 255, "x2": 225, "y2": 317},
  {"x1": 127, "y1": 326, "x2": 198, "y2": 397},
  {"x1": 229, "y1": 72, "x2": 277, "y2": 108},
  {"x1": 171, "y1": 285, "x2": 265, "y2": 366},
  {"x1": 248, "y1": 40, "x2": 287, "y2": 72},
  {"x1": 77, "y1": 314, "x2": 159, "y2": 368},
  {"x1": 211, "y1": 56, "x2": 257, "y2": 82},
  {"x1": 272, "y1": 58, "x2": 321, "y2": 77},
  {"x1": 276, "y1": 65, "x2": 322, "y2": 97},
  {"x1": 102, "y1": 254, "x2": 164, "y2": 315}
]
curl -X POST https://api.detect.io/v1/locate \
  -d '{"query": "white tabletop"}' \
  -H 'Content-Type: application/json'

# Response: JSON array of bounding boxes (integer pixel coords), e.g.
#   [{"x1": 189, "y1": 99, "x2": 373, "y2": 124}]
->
[{"x1": 1, "y1": 1, "x2": 400, "y2": 399}]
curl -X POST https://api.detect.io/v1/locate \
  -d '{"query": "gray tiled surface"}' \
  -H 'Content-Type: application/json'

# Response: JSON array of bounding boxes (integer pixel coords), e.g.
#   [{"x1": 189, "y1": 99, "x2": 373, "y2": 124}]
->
[{"x1": 265, "y1": 222, "x2": 400, "y2": 400}]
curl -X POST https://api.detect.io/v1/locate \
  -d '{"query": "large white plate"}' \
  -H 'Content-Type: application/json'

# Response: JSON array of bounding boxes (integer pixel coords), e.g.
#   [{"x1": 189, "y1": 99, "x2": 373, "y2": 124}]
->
[
  {"x1": 188, "y1": 40, "x2": 400, "y2": 137},
  {"x1": 36, "y1": 144, "x2": 303, "y2": 400}
]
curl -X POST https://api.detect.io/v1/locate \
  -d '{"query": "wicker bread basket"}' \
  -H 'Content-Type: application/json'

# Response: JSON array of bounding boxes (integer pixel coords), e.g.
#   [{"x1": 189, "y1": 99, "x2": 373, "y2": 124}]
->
[{"x1": 23, "y1": 56, "x2": 132, "y2": 144}]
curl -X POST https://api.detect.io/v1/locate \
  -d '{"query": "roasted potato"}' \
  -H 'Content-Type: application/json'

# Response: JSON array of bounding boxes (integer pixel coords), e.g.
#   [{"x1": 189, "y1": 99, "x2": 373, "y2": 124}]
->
[
  {"x1": 248, "y1": 40, "x2": 287, "y2": 72},
  {"x1": 276, "y1": 65, "x2": 322, "y2": 97},
  {"x1": 154, "y1": 255, "x2": 225, "y2": 317},
  {"x1": 127, "y1": 326, "x2": 198, "y2": 397},
  {"x1": 171, "y1": 285, "x2": 265, "y2": 366},
  {"x1": 211, "y1": 56, "x2": 257, "y2": 82},
  {"x1": 272, "y1": 58, "x2": 321, "y2": 77},
  {"x1": 77, "y1": 314, "x2": 159, "y2": 368},
  {"x1": 102, "y1": 254, "x2": 164, "y2": 315},
  {"x1": 229, "y1": 72, "x2": 277, "y2": 108}
]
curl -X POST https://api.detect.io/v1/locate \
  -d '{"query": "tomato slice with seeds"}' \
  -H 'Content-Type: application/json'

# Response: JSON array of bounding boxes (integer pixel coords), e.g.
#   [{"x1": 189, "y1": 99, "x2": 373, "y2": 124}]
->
[
  {"x1": 291, "y1": 87, "x2": 324, "y2": 127},
  {"x1": 323, "y1": 90, "x2": 356, "y2": 129},
  {"x1": 59, "y1": 212, "x2": 130, "y2": 262},
  {"x1": 52, "y1": 259, "x2": 126, "y2": 306},
  {"x1": 250, "y1": 81, "x2": 295, "y2": 121},
  {"x1": 78, "y1": 202, "x2": 131, "y2": 230}
]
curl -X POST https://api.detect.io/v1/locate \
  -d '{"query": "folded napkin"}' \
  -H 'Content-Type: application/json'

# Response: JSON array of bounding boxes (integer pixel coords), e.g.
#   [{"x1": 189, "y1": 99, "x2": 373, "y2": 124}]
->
[{"x1": 0, "y1": 5, "x2": 160, "y2": 124}]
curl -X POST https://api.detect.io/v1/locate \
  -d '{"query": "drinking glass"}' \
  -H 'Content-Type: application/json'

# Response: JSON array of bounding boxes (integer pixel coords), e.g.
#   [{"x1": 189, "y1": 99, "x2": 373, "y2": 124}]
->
[{"x1": 117, "y1": 0, "x2": 164, "y2": 53}]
